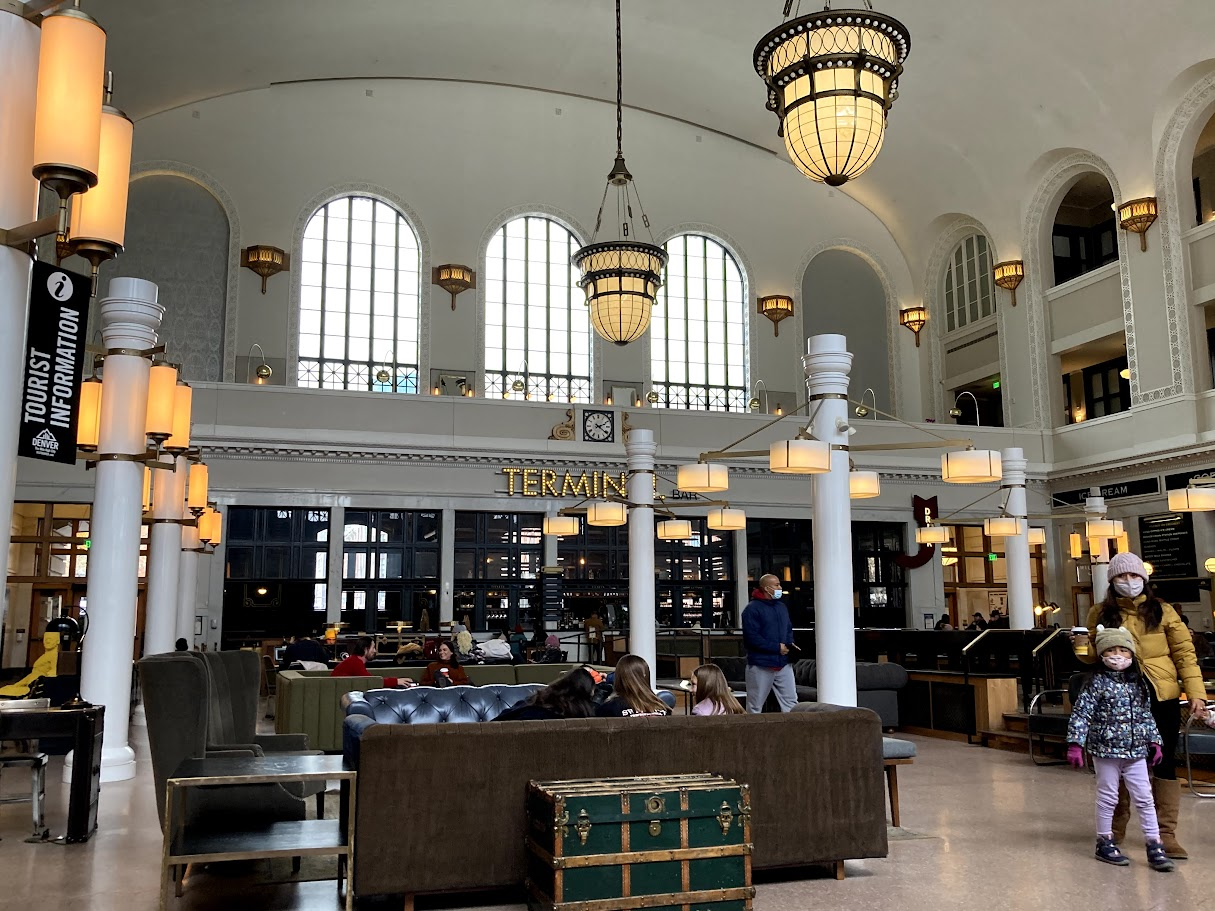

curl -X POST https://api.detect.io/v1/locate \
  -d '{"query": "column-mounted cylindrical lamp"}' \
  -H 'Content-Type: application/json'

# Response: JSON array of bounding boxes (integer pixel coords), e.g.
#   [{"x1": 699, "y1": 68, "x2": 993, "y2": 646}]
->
[
  {"x1": 242, "y1": 245, "x2": 290, "y2": 293},
  {"x1": 993, "y1": 260, "x2": 1024, "y2": 307},
  {"x1": 164, "y1": 380, "x2": 192, "y2": 453},
  {"x1": 1069, "y1": 532, "x2": 1083, "y2": 559},
  {"x1": 899, "y1": 306, "x2": 928, "y2": 347},
  {"x1": 1118, "y1": 197, "x2": 1159, "y2": 252},
  {"x1": 68, "y1": 89, "x2": 133, "y2": 292},
  {"x1": 757, "y1": 295, "x2": 794, "y2": 337},
  {"x1": 144, "y1": 362, "x2": 178, "y2": 444},
  {"x1": 186, "y1": 462, "x2": 209, "y2": 514},
  {"x1": 77, "y1": 373, "x2": 103, "y2": 452}
]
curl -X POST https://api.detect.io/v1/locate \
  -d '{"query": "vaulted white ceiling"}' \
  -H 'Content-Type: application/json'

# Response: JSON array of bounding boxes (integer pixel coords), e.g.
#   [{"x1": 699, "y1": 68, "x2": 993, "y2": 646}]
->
[{"x1": 98, "y1": 0, "x2": 1215, "y2": 277}]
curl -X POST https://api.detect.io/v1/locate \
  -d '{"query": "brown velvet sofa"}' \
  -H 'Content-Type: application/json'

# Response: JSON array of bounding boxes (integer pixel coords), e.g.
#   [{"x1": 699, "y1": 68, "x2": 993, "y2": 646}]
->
[{"x1": 351, "y1": 706, "x2": 886, "y2": 902}]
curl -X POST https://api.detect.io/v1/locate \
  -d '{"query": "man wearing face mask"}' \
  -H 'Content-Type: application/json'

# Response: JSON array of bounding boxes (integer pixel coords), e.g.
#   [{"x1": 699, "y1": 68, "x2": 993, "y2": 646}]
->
[
  {"x1": 1082, "y1": 550, "x2": 1207, "y2": 860},
  {"x1": 741, "y1": 574, "x2": 798, "y2": 714}
]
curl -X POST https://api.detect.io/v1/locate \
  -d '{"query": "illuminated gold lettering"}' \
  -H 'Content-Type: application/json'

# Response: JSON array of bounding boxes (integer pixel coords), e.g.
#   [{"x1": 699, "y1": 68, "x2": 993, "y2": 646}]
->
[
  {"x1": 604, "y1": 472, "x2": 627, "y2": 498},
  {"x1": 522, "y1": 468, "x2": 540, "y2": 496},
  {"x1": 592, "y1": 471, "x2": 600, "y2": 498},
  {"x1": 541, "y1": 469, "x2": 559, "y2": 497},
  {"x1": 502, "y1": 467, "x2": 522, "y2": 496},
  {"x1": 561, "y1": 472, "x2": 591, "y2": 498}
]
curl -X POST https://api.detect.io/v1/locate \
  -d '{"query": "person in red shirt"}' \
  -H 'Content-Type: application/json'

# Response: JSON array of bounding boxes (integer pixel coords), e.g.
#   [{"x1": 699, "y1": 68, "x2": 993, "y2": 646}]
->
[{"x1": 330, "y1": 636, "x2": 408, "y2": 688}]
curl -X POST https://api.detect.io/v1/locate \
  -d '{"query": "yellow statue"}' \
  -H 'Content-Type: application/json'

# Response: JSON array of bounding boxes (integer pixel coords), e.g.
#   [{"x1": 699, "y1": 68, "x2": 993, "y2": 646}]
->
[{"x1": 0, "y1": 631, "x2": 60, "y2": 698}]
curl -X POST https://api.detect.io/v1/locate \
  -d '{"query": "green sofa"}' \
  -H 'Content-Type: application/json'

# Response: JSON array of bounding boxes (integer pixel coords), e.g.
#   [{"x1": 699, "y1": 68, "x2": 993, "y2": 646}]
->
[{"x1": 276, "y1": 663, "x2": 603, "y2": 751}]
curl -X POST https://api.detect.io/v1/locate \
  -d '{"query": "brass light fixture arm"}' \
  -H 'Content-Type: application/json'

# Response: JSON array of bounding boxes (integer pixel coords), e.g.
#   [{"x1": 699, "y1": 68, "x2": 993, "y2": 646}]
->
[
  {"x1": 695, "y1": 399, "x2": 813, "y2": 464},
  {"x1": 0, "y1": 213, "x2": 61, "y2": 251}
]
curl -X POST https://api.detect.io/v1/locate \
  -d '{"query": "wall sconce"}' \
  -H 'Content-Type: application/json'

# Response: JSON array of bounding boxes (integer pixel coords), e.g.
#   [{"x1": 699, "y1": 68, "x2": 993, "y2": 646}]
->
[
  {"x1": 246, "y1": 343, "x2": 272, "y2": 384},
  {"x1": 899, "y1": 306, "x2": 928, "y2": 347},
  {"x1": 646, "y1": 390, "x2": 660, "y2": 404},
  {"x1": 242, "y1": 245, "x2": 290, "y2": 293},
  {"x1": 993, "y1": 260, "x2": 1024, "y2": 307},
  {"x1": 433, "y1": 264, "x2": 476, "y2": 310},
  {"x1": 1118, "y1": 197, "x2": 1158, "y2": 252},
  {"x1": 757, "y1": 295, "x2": 795, "y2": 336}
]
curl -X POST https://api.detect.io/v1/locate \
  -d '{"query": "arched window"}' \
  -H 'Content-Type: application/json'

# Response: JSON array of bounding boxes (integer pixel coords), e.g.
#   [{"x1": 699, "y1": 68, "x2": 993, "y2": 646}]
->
[
  {"x1": 297, "y1": 195, "x2": 421, "y2": 392},
  {"x1": 651, "y1": 234, "x2": 747, "y2": 411},
  {"x1": 943, "y1": 234, "x2": 995, "y2": 333},
  {"x1": 483, "y1": 215, "x2": 591, "y2": 402}
]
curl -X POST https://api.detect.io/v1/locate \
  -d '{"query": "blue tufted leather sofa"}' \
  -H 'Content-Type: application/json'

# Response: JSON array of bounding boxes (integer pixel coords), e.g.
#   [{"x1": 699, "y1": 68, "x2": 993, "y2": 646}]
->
[{"x1": 342, "y1": 683, "x2": 542, "y2": 763}]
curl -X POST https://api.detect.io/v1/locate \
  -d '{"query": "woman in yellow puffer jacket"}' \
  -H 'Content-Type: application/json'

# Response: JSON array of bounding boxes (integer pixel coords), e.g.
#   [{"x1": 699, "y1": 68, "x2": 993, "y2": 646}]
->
[{"x1": 1082, "y1": 551, "x2": 1207, "y2": 861}]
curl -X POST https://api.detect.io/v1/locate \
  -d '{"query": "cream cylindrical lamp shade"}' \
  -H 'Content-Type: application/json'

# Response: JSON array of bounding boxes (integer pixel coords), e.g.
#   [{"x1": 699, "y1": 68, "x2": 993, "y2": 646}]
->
[
  {"x1": 69, "y1": 105, "x2": 134, "y2": 249},
  {"x1": 915, "y1": 525, "x2": 950, "y2": 545},
  {"x1": 769, "y1": 439, "x2": 830, "y2": 474},
  {"x1": 141, "y1": 466, "x2": 152, "y2": 513},
  {"x1": 706, "y1": 508, "x2": 746, "y2": 532},
  {"x1": 587, "y1": 500, "x2": 627, "y2": 527},
  {"x1": 144, "y1": 364, "x2": 178, "y2": 439},
  {"x1": 1143, "y1": 561, "x2": 1154, "y2": 576},
  {"x1": 542, "y1": 515, "x2": 580, "y2": 537},
  {"x1": 165, "y1": 383, "x2": 193, "y2": 451},
  {"x1": 1086, "y1": 519, "x2": 1123, "y2": 539},
  {"x1": 1028, "y1": 527, "x2": 1047, "y2": 547},
  {"x1": 1069, "y1": 533, "x2": 1083, "y2": 559},
  {"x1": 1168, "y1": 487, "x2": 1215, "y2": 512},
  {"x1": 656, "y1": 519, "x2": 693, "y2": 540},
  {"x1": 1116, "y1": 531, "x2": 1129, "y2": 554},
  {"x1": 848, "y1": 470, "x2": 881, "y2": 499},
  {"x1": 32, "y1": 10, "x2": 106, "y2": 188},
  {"x1": 941, "y1": 450, "x2": 1002, "y2": 483},
  {"x1": 676, "y1": 462, "x2": 729, "y2": 493},
  {"x1": 1204, "y1": 557, "x2": 1215, "y2": 574},
  {"x1": 984, "y1": 516, "x2": 1025, "y2": 538},
  {"x1": 77, "y1": 376, "x2": 102, "y2": 450},
  {"x1": 199, "y1": 508, "x2": 223, "y2": 546},
  {"x1": 187, "y1": 462, "x2": 209, "y2": 512}
]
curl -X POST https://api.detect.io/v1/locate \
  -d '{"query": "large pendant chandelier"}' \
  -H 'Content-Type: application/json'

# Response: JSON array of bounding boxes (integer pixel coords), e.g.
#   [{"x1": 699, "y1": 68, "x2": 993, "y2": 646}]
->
[
  {"x1": 573, "y1": 0, "x2": 667, "y2": 346},
  {"x1": 753, "y1": 1, "x2": 910, "y2": 186}
]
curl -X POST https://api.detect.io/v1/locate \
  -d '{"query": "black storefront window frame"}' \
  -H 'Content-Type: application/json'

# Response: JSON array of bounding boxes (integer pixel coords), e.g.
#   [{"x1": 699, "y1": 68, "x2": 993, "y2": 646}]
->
[
  {"x1": 340, "y1": 509, "x2": 441, "y2": 634},
  {"x1": 452, "y1": 511, "x2": 543, "y2": 631}
]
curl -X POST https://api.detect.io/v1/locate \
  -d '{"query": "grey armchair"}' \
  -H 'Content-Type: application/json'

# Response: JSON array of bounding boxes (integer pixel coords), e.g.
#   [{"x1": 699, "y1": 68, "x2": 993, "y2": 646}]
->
[
  {"x1": 138, "y1": 653, "x2": 311, "y2": 831},
  {"x1": 202, "y1": 650, "x2": 311, "y2": 754}
]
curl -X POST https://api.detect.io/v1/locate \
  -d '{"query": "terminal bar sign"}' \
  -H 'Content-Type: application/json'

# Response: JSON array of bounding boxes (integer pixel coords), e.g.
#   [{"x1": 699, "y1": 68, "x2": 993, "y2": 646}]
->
[
  {"x1": 17, "y1": 262, "x2": 89, "y2": 465},
  {"x1": 500, "y1": 467, "x2": 628, "y2": 498}
]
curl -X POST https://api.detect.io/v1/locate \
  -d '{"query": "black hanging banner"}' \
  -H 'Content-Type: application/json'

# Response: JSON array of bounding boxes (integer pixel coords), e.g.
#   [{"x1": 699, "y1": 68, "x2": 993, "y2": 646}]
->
[{"x1": 17, "y1": 262, "x2": 90, "y2": 465}]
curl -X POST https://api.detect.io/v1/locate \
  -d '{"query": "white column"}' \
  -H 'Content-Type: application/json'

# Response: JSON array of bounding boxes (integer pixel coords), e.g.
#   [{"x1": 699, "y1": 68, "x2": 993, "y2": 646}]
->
[
  {"x1": 1086, "y1": 490, "x2": 1110, "y2": 604},
  {"x1": 806, "y1": 334, "x2": 857, "y2": 707},
  {"x1": 542, "y1": 532, "x2": 559, "y2": 634},
  {"x1": 79, "y1": 277, "x2": 164, "y2": 782},
  {"x1": 626, "y1": 428, "x2": 657, "y2": 673},
  {"x1": 732, "y1": 529, "x2": 749, "y2": 627},
  {"x1": 439, "y1": 507, "x2": 455, "y2": 629},
  {"x1": 0, "y1": 15, "x2": 39, "y2": 641},
  {"x1": 325, "y1": 501, "x2": 344, "y2": 627},
  {"x1": 1002, "y1": 447, "x2": 1033, "y2": 630},
  {"x1": 143, "y1": 453, "x2": 186, "y2": 655},
  {"x1": 177, "y1": 522, "x2": 200, "y2": 645}
]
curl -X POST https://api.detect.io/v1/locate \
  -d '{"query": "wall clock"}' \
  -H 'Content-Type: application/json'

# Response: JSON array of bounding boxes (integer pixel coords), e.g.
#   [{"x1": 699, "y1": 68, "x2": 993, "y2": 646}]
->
[{"x1": 582, "y1": 409, "x2": 615, "y2": 443}]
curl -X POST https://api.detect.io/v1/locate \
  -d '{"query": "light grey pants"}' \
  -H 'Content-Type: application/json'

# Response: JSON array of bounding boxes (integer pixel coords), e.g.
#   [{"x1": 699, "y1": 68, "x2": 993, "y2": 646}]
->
[{"x1": 745, "y1": 664, "x2": 799, "y2": 714}]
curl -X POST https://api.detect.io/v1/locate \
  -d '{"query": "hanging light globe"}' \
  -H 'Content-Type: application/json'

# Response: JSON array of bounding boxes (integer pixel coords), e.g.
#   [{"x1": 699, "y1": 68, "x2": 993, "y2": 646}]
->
[
  {"x1": 573, "y1": 0, "x2": 667, "y2": 345},
  {"x1": 753, "y1": 5, "x2": 910, "y2": 186}
]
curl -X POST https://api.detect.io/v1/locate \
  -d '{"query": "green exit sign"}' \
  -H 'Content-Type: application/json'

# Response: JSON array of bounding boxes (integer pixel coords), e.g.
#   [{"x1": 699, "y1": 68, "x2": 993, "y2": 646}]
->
[
  {"x1": 987, "y1": 552, "x2": 997, "y2": 562},
  {"x1": 992, "y1": 380, "x2": 1001, "y2": 389},
  {"x1": 83, "y1": 539, "x2": 91, "y2": 550}
]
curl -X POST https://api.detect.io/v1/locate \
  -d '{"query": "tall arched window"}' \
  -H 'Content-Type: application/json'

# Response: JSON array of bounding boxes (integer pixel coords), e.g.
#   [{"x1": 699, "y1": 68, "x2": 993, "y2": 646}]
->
[
  {"x1": 297, "y1": 195, "x2": 421, "y2": 392},
  {"x1": 651, "y1": 234, "x2": 747, "y2": 411},
  {"x1": 483, "y1": 215, "x2": 592, "y2": 402},
  {"x1": 943, "y1": 234, "x2": 994, "y2": 333}
]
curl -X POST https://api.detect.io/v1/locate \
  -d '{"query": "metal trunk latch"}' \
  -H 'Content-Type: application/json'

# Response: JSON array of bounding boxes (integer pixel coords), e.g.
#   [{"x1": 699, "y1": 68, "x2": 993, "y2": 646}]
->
[
  {"x1": 555, "y1": 809, "x2": 570, "y2": 841},
  {"x1": 717, "y1": 801, "x2": 734, "y2": 835},
  {"x1": 575, "y1": 809, "x2": 592, "y2": 846},
  {"x1": 646, "y1": 795, "x2": 665, "y2": 837}
]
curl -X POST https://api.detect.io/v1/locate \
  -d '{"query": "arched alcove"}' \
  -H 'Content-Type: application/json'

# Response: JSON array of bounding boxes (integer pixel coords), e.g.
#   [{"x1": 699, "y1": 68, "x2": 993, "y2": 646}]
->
[
  {"x1": 801, "y1": 250, "x2": 890, "y2": 415},
  {"x1": 1050, "y1": 173, "x2": 1117, "y2": 286}
]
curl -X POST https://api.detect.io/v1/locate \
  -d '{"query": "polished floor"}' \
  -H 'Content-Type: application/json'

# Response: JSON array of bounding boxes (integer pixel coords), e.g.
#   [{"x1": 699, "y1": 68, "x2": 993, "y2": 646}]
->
[{"x1": 1, "y1": 724, "x2": 1214, "y2": 911}]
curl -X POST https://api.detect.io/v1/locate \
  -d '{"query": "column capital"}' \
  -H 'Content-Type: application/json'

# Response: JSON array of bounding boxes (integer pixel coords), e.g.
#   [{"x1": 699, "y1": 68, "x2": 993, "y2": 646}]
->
[
  {"x1": 1000, "y1": 447, "x2": 1028, "y2": 484},
  {"x1": 99, "y1": 277, "x2": 164, "y2": 350},
  {"x1": 803, "y1": 333, "x2": 853, "y2": 396},
  {"x1": 625, "y1": 428, "x2": 657, "y2": 468}
]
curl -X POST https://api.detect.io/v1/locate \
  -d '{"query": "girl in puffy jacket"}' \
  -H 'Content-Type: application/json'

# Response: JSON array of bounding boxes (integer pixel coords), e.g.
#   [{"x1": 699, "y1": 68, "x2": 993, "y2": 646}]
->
[{"x1": 1066, "y1": 625, "x2": 1171, "y2": 871}]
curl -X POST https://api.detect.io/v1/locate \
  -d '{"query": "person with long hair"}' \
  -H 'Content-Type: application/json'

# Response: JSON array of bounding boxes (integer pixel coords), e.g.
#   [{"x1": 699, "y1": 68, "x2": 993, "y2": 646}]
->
[
  {"x1": 495, "y1": 666, "x2": 600, "y2": 721},
  {"x1": 1082, "y1": 551, "x2": 1207, "y2": 860},
  {"x1": 420, "y1": 640, "x2": 470, "y2": 686},
  {"x1": 689, "y1": 664, "x2": 744, "y2": 716},
  {"x1": 596, "y1": 655, "x2": 670, "y2": 717}
]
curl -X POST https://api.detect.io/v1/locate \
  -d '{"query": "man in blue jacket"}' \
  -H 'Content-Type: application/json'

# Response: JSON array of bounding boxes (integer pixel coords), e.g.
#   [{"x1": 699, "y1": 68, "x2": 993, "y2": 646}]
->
[{"x1": 742, "y1": 574, "x2": 797, "y2": 714}]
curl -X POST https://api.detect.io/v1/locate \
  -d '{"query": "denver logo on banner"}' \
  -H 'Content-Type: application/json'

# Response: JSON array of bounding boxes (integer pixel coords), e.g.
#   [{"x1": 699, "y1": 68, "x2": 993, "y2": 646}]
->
[{"x1": 18, "y1": 261, "x2": 90, "y2": 465}]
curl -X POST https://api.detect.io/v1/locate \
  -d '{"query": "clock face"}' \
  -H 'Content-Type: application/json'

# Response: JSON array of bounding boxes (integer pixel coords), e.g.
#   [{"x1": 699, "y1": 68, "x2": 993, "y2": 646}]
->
[{"x1": 582, "y1": 409, "x2": 615, "y2": 443}]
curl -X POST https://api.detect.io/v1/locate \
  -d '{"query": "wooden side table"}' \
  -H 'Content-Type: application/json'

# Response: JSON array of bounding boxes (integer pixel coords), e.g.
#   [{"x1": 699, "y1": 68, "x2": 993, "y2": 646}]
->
[{"x1": 160, "y1": 754, "x2": 356, "y2": 911}]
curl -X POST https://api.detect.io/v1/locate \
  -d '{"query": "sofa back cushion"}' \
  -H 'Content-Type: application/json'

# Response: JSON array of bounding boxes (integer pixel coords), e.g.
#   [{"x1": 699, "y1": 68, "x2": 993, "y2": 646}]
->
[
  {"x1": 712, "y1": 656, "x2": 748, "y2": 684},
  {"x1": 791, "y1": 658, "x2": 817, "y2": 686},
  {"x1": 350, "y1": 683, "x2": 543, "y2": 724},
  {"x1": 855, "y1": 661, "x2": 908, "y2": 691},
  {"x1": 463, "y1": 665, "x2": 518, "y2": 686}
]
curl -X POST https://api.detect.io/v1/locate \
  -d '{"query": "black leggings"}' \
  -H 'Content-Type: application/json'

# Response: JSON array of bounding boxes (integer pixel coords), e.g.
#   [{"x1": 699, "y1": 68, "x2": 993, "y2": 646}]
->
[{"x1": 1149, "y1": 693, "x2": 1180, "y2": 781}]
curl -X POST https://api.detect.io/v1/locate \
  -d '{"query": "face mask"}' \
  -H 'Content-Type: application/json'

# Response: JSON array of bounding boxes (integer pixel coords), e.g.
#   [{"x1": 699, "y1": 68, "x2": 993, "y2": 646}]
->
[
  {"x1": 1113, "y1": 577, "x2": 1144, "y2": 598},
  {"x1": 1103, "y1": 654, "x2": 1132, "y2": 672},
  {"x1": 772, "y1": 589, "x2": 784, "y2": 599}
]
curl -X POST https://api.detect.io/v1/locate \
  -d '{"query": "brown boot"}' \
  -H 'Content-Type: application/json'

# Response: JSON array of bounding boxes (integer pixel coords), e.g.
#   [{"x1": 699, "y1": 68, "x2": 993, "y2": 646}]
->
[
  {"x1": 1153, "y1": 777, "x2": 1187, "y2": 860},
  {"x1": 1111, "y1": 783, "x2": 1130, "y2": 844}
]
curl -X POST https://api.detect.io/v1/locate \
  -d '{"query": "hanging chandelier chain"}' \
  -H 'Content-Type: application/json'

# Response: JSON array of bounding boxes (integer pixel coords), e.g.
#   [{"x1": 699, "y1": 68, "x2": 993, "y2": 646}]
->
[{"x1": 615, "y1": 0, "x2": 623, "y2": 157}]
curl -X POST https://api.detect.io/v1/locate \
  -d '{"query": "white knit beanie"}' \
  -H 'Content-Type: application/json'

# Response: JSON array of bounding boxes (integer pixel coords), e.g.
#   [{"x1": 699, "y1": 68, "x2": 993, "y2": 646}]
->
[{"x1": 1107, "y1": 551, "x2": 1147, "y2": 581}]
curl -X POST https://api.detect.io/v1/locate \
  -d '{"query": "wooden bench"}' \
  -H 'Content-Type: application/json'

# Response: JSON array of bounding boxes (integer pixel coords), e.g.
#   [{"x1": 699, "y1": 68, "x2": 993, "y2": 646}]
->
[{"x1": 882, "y1": 737, "x2": 917, "y2": 828}]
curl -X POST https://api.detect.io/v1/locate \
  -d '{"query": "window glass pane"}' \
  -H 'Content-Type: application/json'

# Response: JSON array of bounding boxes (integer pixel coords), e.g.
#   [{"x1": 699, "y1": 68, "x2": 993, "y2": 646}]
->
[{"x1": 945, "y1": 234, "x2": 997, "y2": 334}]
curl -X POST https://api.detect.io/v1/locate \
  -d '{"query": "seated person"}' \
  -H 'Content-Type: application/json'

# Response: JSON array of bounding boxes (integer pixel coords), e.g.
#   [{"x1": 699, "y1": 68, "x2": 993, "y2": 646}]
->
[
  {"x1": 454, "y1": 628, "x2": 475, "y2": 659},
  {"x1": 495, "y1": 667, "x2": 602, "y2": 721},
  {"x1": 420, "y1": 641, "x2": 470, "y2": 687},
  {"x1": 478, "y1": 630, "x2": 514, "y2": 662},
  {"x1": 0, "y1": 631, "x2": 60, "y2": 698},
  {"x1": 174, "y1": 638, "x2": 190, "y2": 652},
  {"x1": 281, "y1": 634, "x2": 329, "y2": 669},
  {"x1": 330, "y1": 636, "x2": 406, "y2": 688},
  {"x1": 509, "y1": 625, "x2": 528, "y2": 661},
  {"x1": 689, "y1": 663, "x2": 744, "y2": 716},
  {"x1": 596, "y1": 655, "x2": 671, "y2": 717},
  {"x1": 394, "y1": 640, "x2": 424, "y2": 663}
]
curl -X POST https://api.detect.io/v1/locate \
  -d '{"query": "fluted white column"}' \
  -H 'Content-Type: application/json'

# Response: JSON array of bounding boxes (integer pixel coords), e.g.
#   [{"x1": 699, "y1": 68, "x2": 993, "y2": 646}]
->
[
  {"x1": 1002, "y1": 448, "x2": 1033, "y2": 630},
  {"x1": 143, "y1": 453, "x2": 186, "y2": 655},
  {"x1": 78, "y1": 277, "x2": 163, "y2": 782},
  {"x1": 0, "y1": 14, "x2": 40, "y2": 639},
  {"x1": 806, "y1": 334, "x2": 857, "y2": 707},
  {"x1": 177, "y1": 522, "x2": 200, "y2": 645},
  {"x1": 627, "y1": 429, "x2": 657, "y2": 673},
  {"x1": 1086, "y1": 490, "x2": 1110, "y2": 604}
]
